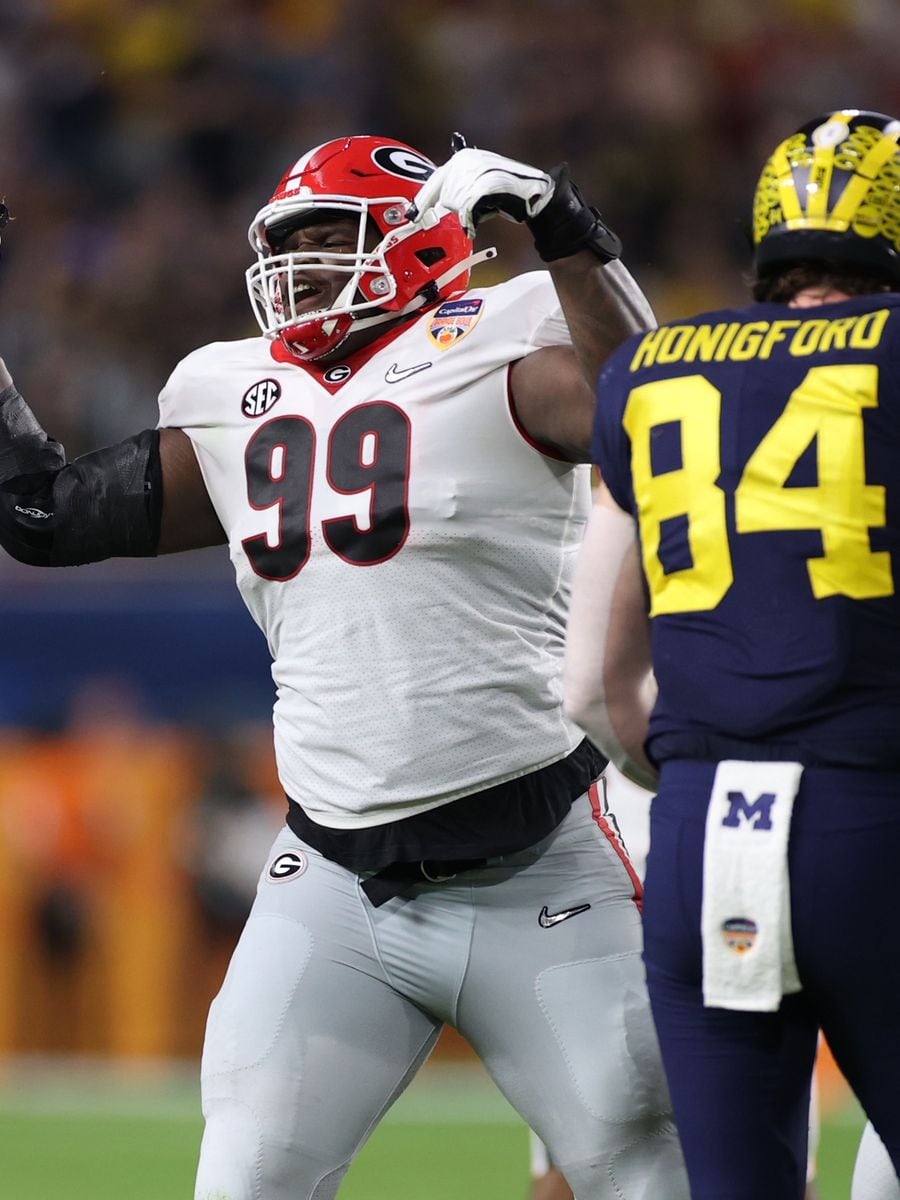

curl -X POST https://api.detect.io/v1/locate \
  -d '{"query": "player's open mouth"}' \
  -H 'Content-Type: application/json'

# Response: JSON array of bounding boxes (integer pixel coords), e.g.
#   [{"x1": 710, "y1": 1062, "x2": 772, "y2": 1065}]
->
[{"x1": 290, "y1": 285, "x2": 325, "y2": 314}]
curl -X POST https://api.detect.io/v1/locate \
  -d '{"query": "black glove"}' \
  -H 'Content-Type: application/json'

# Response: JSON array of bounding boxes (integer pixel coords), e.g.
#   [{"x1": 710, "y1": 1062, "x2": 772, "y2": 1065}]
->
[{"x1": 527, "y1": 164, "x2": 622, "y2": 264}]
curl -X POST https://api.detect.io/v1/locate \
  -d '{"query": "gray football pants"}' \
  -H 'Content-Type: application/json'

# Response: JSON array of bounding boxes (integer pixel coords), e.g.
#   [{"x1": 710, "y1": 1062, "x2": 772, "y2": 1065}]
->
[{"x1": 194, "y1": 790, "x2": 688, "y2": 1200}]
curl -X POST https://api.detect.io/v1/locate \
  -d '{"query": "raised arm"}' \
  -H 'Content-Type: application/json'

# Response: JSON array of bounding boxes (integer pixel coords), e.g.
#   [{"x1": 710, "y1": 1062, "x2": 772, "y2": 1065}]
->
[
  {"x1": 547, "y1": 254, "x2": 656, "y2": 399},
  {"x1": 0, "y1": 358, "x2": 225, "y2": 565},
  {"x1": 409, "y1": 145, "x2": 656, "y2": 461}
]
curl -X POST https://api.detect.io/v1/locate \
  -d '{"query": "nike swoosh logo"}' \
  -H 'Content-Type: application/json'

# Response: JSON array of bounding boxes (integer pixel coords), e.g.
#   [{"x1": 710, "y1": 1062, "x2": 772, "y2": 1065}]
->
[
  {"x1": 385, "y1": 361, "x2": 432, "y2": 383},
  {"x1": 538, "y1": 903, "x2": 591, "y2": 928}
]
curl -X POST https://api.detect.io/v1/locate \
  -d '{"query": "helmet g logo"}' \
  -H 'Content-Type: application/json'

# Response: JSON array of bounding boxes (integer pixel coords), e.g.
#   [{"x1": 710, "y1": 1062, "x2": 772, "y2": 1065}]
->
[
  {"x1": 242, "y1": 378, "x2": 281, "y2": 418},
  {"x1": 371, "y1": 146, "x2": 435, "y2": 182}
]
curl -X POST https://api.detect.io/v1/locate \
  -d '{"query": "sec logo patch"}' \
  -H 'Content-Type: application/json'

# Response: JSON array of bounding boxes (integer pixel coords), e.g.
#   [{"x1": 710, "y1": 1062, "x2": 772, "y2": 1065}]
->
[
  {"x1": 242, "y1": 378, "x2": 282, "y2": 418},
  {"x1": 267, "y1": 850, "x2": 308, "y2": 882}
]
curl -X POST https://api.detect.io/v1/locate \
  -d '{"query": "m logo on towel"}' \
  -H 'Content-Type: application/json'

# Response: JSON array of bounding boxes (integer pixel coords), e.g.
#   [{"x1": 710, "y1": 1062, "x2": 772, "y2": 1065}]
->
[
  {"x1": 721, "y1": 790, "x2": 776, "y2": 830},
  {"x1": 701, "y1": 761, "x2": 803, "y2": 1012}
]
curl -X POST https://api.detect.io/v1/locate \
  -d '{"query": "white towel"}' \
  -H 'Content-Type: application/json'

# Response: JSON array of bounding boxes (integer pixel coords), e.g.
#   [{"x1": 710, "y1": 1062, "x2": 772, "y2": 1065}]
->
[{"x1": 700, "y1": 759, "x2": 803, "y2": 1012}]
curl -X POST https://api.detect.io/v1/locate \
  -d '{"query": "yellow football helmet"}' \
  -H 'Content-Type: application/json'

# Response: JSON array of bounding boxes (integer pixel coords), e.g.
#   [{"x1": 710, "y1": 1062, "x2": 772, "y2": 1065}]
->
[{"x1": 752, "y1": 109, "x2": 900, "y2": 284}]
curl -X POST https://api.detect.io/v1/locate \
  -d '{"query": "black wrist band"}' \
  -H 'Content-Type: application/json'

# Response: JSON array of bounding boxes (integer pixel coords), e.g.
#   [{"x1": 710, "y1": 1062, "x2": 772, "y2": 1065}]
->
[{"x1": 526, "y1": 164, "x2": 622, "y2": 264}]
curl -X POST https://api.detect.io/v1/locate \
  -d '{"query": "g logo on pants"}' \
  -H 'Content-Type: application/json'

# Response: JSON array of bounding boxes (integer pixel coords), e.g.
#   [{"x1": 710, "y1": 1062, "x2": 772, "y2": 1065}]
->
[{"x1": 267, "y1": 850, "x2": 308, "y2": 882}]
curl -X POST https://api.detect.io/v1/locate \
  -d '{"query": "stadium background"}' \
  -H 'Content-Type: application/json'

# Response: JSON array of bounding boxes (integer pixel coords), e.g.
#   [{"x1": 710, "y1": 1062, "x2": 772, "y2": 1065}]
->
[{"x1": 0, "y1": 1, "x2": 896, "y2": 1195}]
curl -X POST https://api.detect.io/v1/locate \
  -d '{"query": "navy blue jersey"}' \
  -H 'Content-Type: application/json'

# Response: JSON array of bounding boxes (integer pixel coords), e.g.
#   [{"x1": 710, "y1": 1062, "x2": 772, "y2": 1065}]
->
[{"x1": 592, "y1": 293, "x2": 900, "y2": 768}]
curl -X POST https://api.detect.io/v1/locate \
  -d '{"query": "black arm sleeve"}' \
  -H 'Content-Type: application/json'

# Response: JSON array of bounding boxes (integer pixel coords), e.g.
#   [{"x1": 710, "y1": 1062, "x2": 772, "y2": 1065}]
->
[{"x1": 0, "y1": 381, "x2": 163, "y2": 566}]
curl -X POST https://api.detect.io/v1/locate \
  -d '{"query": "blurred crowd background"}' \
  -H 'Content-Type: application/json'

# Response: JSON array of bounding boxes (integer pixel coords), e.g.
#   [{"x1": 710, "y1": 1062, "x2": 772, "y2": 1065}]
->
[
  {"x1": 1, "y1": 0, "x2": 899, "y2": 456},
  {"x1": 0, "y1": 0, "x2": 898, "y2": 1062}
]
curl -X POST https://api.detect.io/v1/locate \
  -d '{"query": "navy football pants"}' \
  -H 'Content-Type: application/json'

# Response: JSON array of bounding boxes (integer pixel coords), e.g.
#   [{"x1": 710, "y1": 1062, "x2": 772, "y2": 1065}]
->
[{"x1": 643, "y1": 760, "x2": 900, "y2": 1200}]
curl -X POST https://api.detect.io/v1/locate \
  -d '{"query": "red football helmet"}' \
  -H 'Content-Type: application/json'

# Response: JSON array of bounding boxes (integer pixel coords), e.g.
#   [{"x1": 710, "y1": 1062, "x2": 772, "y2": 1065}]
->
[{"x1": 246, "y1": 135, "x2": 488, "y2": 360}]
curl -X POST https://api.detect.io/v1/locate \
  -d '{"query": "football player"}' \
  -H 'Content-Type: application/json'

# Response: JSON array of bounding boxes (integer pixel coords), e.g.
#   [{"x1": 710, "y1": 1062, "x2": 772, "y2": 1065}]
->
[
  {"x1": 527, "y1": 766, "x2": 824, "y2": 1200},
  {"x1": 0, "y1": 137, "x2": 688, "y2": 1199},
  {"x1": 565, "y1": 108, "x2": 900, "y2": 1200}
]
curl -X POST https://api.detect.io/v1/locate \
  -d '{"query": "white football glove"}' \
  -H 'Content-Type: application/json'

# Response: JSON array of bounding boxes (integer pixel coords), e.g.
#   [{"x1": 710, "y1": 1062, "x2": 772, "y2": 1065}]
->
[{"x1": 408, "y1": 147, "x2": 555, "y2": 238}]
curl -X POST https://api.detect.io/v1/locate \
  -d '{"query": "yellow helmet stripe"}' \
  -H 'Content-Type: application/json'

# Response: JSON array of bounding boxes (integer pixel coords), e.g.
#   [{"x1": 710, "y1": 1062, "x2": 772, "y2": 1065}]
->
[
  {"x1": 806, "y1": 140, "x2": 836, "y2": 220},
  {"x1": 830, "y1": 126, "x2": 900, "y2": 224},
  {"x1": 771, "y1": 140, "x2": 804, "y2": 222}
]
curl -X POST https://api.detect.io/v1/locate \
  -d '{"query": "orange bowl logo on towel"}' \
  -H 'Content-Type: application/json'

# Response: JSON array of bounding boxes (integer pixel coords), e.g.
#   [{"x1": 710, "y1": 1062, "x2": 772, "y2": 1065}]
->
[{"x1": 722, "y1": 917, "x2": 758, "y2": 954}]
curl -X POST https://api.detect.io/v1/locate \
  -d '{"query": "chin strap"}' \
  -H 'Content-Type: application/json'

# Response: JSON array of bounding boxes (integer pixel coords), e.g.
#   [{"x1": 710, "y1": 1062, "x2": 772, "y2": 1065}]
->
[{"x1": 428, "y1": 246, "x2": 499, "y2": 298}]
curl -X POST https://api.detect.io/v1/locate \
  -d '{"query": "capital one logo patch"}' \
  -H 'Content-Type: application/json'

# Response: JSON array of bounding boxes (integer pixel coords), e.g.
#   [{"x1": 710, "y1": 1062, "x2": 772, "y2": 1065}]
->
[
  {"x1": 428, "y1": 297, "x2": 484, "y2": 349},
  {"x1": 242, "y1": 378, "x2": 282, "y2": 418},
  {"x1": 267, "y1": 850, "x2": 308, "y2": 882},
  {"x1": 721, "y1": 790, "x2": 776, "y2": 831}
]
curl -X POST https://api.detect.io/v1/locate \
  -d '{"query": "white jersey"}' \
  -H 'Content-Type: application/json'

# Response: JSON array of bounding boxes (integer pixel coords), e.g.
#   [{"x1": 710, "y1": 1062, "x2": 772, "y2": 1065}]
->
[{"x1": 158, "y1": 272, "x2": 591, "y2": 828}]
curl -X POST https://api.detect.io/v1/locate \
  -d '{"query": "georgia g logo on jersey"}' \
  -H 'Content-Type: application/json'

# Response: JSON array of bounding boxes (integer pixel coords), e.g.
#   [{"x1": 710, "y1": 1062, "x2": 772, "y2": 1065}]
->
[
  {"x1": 371, "y1": 145, "x2": 435, "y2": 182},
  {"x1": 242, "y1": 378, "x2": 282, "y2": 418}
]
